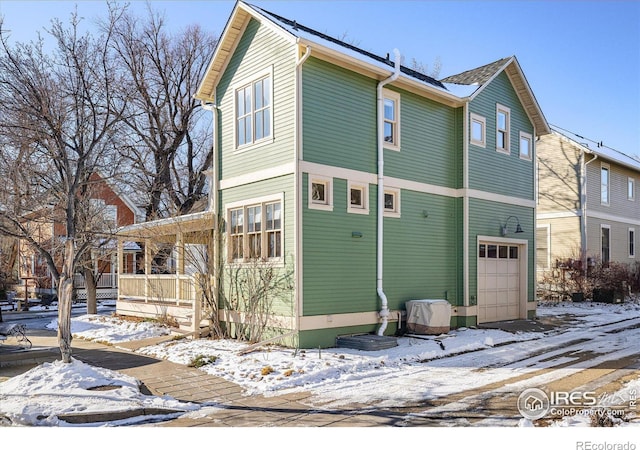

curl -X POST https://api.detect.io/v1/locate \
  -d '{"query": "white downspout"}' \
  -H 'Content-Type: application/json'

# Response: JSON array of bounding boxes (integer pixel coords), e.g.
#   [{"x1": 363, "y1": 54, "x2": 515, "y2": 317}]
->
[
  {"x1": 376, "y1": 48, "x2": 401, "y2": 336},
  {"x1": 581, "y1": 150, "x2": 598, "y2": 268}
]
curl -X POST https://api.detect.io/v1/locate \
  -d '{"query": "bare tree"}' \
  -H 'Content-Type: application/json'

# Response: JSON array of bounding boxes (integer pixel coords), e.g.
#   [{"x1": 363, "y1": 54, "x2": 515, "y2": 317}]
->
[
  {"x1": 106, "y1": 4, "x2": 217, "y2": 220},
  {"x1": 0, "y1": 12, "x2": 124, "y2": 362}
]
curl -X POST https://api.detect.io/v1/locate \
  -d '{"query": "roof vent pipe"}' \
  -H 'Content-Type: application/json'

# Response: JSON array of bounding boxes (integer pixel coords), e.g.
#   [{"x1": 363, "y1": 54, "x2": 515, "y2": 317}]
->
[{"x1": 376, "y1": 48, "x2": 401, "y2": 336}]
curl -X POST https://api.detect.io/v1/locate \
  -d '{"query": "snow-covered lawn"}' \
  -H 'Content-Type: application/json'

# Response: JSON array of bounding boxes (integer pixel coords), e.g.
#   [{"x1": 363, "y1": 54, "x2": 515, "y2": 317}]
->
[{"x1": 2, "y1": 299, "x2": 640, "y2": 436}]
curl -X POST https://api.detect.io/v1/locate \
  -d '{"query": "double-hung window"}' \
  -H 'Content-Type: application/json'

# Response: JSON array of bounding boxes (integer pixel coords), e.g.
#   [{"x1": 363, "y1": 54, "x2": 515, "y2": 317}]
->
[
  {"x1": 496, "y1": 104, "x2": 510, "y2": 154},
  {"x1": 235, "y1": 72, "x2": 272, "y2": 148},
  {"x1": 383, "y1": 89, "x2": 400, "y2": 150},
  {"x1": 227, "y1": 196, "x2": 283, "y2": 262},
  {"x1": 601, "y1": 164, "x2": 610, "y2": 205}
]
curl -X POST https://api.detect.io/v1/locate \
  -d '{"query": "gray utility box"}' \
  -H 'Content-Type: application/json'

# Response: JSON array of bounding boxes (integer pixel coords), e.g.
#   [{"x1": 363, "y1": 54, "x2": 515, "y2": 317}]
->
[{"x1": 405, "y1": 299, "x2": 451, "y2": 335}]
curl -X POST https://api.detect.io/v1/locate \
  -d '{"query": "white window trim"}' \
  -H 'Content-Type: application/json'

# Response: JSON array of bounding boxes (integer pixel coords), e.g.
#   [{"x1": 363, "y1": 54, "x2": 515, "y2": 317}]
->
[
  {"x1": 496, "y1": 104, "x2": 511, "y2": 155},
  {"x1": 629, "y1": 227, "x2": 636, "y2": 258},
  {"x1": 536, "y1": 224, "x2": 551, "y2": 271},
  {"x1": 628, "y1": 177, "x2": 635, "y2": 201},
  {"x1": 519, "y1": 131, "x2": 533, "y2": 161},
  {"x1": 225, "y1": 193, "x2": 285, "y2": 265},
  {"x1": 383, "y1": 187, "x2": 401, "y2": 218},
  {"x1": 232, "y1": 66, "x2": 274, "y2": 152},
  {"x1": 600, "y1": 163, "x2": 610, "y2": 206},
  {"x1": 601, "y1": 224, "x2": 611, "y2": 263},
  {"x1": 383, "y1": 88, "x2": 401, "y2": 151},
  {"x1": 347, "y1": 181, "x2": 369, "y2": 215},
  {"x1": 470, "y1": 113, "x2": 486, "y2": 148},
  {"x1": 308, "y1": 175, "x2": 333, "y2": 211}
]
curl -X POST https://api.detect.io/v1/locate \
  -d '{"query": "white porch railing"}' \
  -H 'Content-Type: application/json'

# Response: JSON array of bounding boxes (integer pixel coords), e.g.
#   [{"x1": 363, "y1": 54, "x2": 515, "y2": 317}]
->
[
  {"x1": 118, "y1": 274, "x2": 197, "y2": 303},
  {"x1": 73, "y1": 273, "x2": 118, "y2": 289}
]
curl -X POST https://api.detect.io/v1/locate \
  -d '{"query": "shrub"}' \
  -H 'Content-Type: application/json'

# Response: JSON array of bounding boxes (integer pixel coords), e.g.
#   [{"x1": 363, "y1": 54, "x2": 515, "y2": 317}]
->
[
  {"x1": 261, "y1": 365, "x2": 274, "y2": 376},
  {"x1": 188, "y1": 354, "x2": 217, "y2": 368}
]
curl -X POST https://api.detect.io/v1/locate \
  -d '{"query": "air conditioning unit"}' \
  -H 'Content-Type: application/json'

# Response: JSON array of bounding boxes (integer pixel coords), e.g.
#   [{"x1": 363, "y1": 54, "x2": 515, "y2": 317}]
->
[{"x1": 405, "y1": 299, "x2": 451, "y2": 335}]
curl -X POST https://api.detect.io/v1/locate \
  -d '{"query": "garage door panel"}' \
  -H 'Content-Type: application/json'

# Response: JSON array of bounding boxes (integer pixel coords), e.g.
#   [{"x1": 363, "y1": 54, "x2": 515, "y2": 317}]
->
[{"x1": 478, "y1": 241, "x2": 522, "y2": 324}]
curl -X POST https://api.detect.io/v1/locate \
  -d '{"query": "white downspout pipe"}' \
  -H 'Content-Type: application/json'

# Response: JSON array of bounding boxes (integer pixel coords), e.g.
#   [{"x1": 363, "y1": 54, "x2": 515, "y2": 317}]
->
[
  {"x1": 376, "y1": 48, "x2": 401, "y2": 336},
  {"x1": 581, "y1": 150, "x2": 598, "y2": 268}
]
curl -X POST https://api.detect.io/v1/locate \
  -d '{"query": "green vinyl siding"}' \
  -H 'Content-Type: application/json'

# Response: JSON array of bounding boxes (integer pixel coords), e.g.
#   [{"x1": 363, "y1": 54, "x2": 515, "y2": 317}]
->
[
  {"x1": 216, "y1": 18, "x2": 296, "y2": 179},
  {"x1": 384, "y1": 89, "x2": 462, "y2": 189},
  {"x1": 382, "y1": 190, "x2": 462, "y2": 307},
  {"x1": 302, "y1": 176, "x2": 377, "y2": 316},
  {"x1": 302, "y1": 176, "x2": 462, "y2": 316},
  {"x1": 468, "y1": 72, "x2": 535, "y2": 199},
  {"x1": 219, "y1": 174, "x2": 295, "y2": 318},
  {"x1": 302, "y1": 57, "x2": 377, "y2": 173},
  {"x1": 467, "y1": 198, "x2": 536, "y2": 303}
]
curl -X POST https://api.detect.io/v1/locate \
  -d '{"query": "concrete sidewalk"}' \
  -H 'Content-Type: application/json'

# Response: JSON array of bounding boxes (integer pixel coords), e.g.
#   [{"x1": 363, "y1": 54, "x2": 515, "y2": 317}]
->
[{"x1": 1, "y1": 331, "x2": 397, "y2": 427}]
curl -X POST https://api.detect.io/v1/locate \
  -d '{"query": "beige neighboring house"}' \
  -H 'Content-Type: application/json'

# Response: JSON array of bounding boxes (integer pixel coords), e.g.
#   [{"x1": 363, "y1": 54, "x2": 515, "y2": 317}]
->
[{"x1": 536, "y1": 127, "x2": 640, "y2": 277}]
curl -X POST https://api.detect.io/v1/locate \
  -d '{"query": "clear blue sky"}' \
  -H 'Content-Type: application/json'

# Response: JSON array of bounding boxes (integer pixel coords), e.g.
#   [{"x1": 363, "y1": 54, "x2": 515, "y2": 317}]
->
[{"x1": 1, "y1": 0, "x2": 639, "y2": 155}]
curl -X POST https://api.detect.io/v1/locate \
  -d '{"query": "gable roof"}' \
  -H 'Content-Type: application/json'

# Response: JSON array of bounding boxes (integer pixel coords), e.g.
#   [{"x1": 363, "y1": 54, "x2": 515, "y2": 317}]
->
[
  {"x1": 195, "y1": 1, "x2": 549, "y2": 135},
  {"x1": 442, "y1": 56, "x2": 550, "y2": 137}
]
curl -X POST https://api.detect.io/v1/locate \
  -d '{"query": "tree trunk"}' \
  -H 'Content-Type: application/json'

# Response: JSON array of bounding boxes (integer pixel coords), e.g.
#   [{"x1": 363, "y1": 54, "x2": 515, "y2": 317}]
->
[
  {"x1": 57, "y1": 240, "x2": 75, "y2": 363},
  {"x1": 84, "y1": 268, "x2": 97, "y2": 315}
]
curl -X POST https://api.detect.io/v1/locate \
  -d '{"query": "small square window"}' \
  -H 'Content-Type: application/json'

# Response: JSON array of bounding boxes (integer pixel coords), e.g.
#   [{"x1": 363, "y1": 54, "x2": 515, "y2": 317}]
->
[
  {"x1": 383, "y1": 188, "x2": 400, "y2": 218},
  {"x1": 347, "y1": 182, "x2": 369, "y2": 215},
  {"x1": 308, "y1": 176, "x2": 333, "y2": 211}
]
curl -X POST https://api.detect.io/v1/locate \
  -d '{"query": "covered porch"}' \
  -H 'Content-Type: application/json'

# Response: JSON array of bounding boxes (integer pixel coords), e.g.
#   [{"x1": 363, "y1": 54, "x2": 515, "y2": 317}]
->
[{"x1": 115, "y1": 211, "x2": 217, "y2": 333}]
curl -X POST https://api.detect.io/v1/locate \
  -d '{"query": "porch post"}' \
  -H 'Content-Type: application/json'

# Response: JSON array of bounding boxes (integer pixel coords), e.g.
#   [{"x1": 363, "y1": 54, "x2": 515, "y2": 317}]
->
[
  {"x1": 176, "y1": 232, "x2": 184, "y2": 305},
  {"x1": 144, "y1": 238, "x2": 151, "y2": 302},
  {"x1": 117, "y1": 240, "x2": 124, "y2": 297}
]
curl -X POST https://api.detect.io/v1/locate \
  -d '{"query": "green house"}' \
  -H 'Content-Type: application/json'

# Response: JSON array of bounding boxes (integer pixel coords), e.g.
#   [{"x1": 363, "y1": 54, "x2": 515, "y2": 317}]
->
[{"x1": 118, "y1": 1, "x2": 550, "y2": 348}]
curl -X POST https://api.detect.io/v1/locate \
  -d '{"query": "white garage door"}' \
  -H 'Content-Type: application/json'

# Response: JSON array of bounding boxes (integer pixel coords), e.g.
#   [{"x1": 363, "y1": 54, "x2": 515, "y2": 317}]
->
[{"x1": 477, "y1": 242, "x2": 521, "y2": 323}]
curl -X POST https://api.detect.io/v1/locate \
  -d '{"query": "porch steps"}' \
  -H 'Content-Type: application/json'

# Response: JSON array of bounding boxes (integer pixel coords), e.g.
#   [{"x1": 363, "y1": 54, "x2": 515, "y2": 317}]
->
[{"x1": 335, "y1": 334, "x2": 398, "y2": 351}]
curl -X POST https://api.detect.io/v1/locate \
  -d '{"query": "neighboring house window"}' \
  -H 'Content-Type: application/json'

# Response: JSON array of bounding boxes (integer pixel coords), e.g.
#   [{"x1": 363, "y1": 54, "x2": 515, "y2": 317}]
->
[
  {"x1": 347, "y1": 181, "x2": 369, "y2": 215},
  {"x1": 383, "y1": 89, "x2": 400, "y2": 150},
  {"x1": 470, "y1": 113, "x2": 486, "y2": 148},
  {"x1": 628, "y1": 178, "x2": 635, "y2": 201},
  {"x1": 308, "y1": 176, "x2": 333, "y2": 211},
  {"x1": 601, "y1": 225, "x2": 611, "y2": 265},
  {"x1": 536, "y1": 225, "x2": 550, "y2": 270},
  {"x1": 629, "y1": 228, "x2": 636, "y2": 258},
  {"x1": 383, "y1": 187, "x2": 401, "y2": 218},
  {"x1": 601, "y1": 164, "x2": 610, "y2": 205},
  {"x1": 227, "y1": 198, "x2": 283, "y2": 262},
  {"x1": 519, "y1": 131, "x2": 532, "y2": 160},
  {"x1": 496, "y1": 104, "x2": 510, "y2": 154},
  {"x1": 235, "y1": 73, "x2": 272, "y2": 148}
]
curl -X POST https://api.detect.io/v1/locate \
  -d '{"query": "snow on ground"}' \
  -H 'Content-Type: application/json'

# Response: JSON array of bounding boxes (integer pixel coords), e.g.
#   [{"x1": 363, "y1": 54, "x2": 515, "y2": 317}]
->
[{"x1": 1, "y1": 299, "x2": 640, "y2": 432}]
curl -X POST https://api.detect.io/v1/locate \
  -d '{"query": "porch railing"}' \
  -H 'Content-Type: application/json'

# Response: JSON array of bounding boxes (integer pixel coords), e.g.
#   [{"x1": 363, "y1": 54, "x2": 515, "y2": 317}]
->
[
  {"x1": 118, "y1": 274, "x2": 196, "y2": 303},
  {"x1": 73, "y1": 273, "x2": 118, "y2": 289}
]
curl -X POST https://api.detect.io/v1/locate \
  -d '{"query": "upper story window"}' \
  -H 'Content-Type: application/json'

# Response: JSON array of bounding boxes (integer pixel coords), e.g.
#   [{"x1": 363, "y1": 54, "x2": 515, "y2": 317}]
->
[
  {"x1": 470, "y1": 113, "x2": 486, "y2": 148},
  {"x1": 519, "y1": 131, "x2": 532, "y2": 161},
  {"x1": 227, "y1": 196, "x2": 283, "y2": 263},
  {"x1": 308, "y1": 175, "x2": 333, "y2": 211},
  {"x1": 601, "y1": 164, "x2": 610, "y2": 205},
  {"x1": 628, "y1": 177, "x2": 635, "y2": 201},
  {"x1": 235, "y1": 72, "x2": 272, "y2": 148},
  {"x1": 89, "y1": 199, "x2": 117, "y2": 229},
  {"x1": 383, "y1": 89, "x2": 400, "y2": 150},
  {"x1": 496, "y1": 104, "x2": 510, "y2": 154}
]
